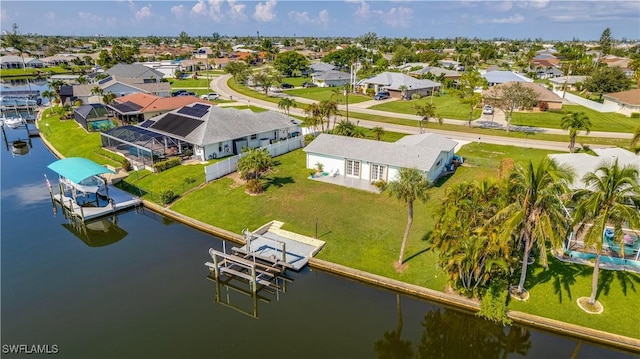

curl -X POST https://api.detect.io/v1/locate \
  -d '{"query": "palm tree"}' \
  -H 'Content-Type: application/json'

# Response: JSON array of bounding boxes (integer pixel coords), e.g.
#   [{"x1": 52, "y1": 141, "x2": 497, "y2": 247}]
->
[
  {"x1": 571, "y1": 159, "x2": 640, "y2": 308},
  {"x1": 277, "y1": 98, "x2": 297, "y2": 116},
  {"x1": 495, "y1": 158, "x2": 574, "y2": 296},
  {"x1": 41, "y1": 90, "x2": 55, "y2": 107},
  {"x1": 91, "y1": 86, "x2": 105, "y2": 103},
  {"x1": 560, "y1": 112, "x2": 591, "y2": 153},
  {"x1": 48, "y1": 79, "x2": 66, "y2": 105},
  {"x1": 384, "y1": 167, "x2": 431, "y2": 266},
  {"x1": 630, "y1": 125, "x2": 640, "y2": 153},
  {"x1": 399, "y1": 84, "x2": 408, "y2": 100},
  {"x1": 318, "y1": 99, "x2": 338, "y2": 133},
  {"x1": 333, "y1": 120, "x2": 356, "y2": 136},
  {"x1": 371, "y1": 126, "x2": 385, "y2": 141},
  {"x1": 102, "y1": 92, "x2": 116, "y2": 105},
  {"x1": 304, "y1": 103, "x2": 324, "y2": 133},
  {"x1": 413, "y1": 103, "x2": 442, "y2": 133}
]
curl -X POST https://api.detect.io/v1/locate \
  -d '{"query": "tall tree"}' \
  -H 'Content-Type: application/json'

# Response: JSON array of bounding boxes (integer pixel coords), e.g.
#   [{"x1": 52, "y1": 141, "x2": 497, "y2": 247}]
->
[
  {"x1": 486, "y1": 82, "x2": 538, "y2": 133},
  {"x1": 277, "y1": 98, "x2": 297, "y2": 116},
  {"x1": 224, "y1": 61, "x2": 250, "y2": 84},
  {"x1": 3, "y1": 23, "x2": 27, "y2": 71},
  {"x1": 560, "y1": 111, "x2": 591, "y2": 153},
  {"x1": 599, "y1": 27, "x2": 613, "y2": 56},
  {"x1": 495, "y1": 158, "x2": 574, "y2": 296},
  {"x1": 583, "y1": 66, "x2": 631, "y2": 101},
  {"x1": 630, "y1": 125, "x2": 640, "y2": 153},
  {"x1": 91, "y1": 86, "x2": 104, "y2": 103},
  {"x1": 413, "y1": 103, "x2": 443, "y2": 133},
  {"x1": 571, "y1": 160, "x2": 640, "y2": 308},
  {"x1": 451, "y1": 69, "x2": 487, "y2": 126},
  {"x1": 384, "y1": 168, "x2": 431, "y2": 266},
  {"x1": 273, "y1": 51, "x2": 309, "y2": 77}
]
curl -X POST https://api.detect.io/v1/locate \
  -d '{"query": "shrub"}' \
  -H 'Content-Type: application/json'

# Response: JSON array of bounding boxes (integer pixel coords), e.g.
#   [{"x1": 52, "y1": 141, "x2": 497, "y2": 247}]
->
[
  {"x1": 477, "y1": 282, "x2": 512, "y2": 325},
  {"x1": 411, "y1": 93, "x2": 422, "y2": 100},
  {"x1": 538, "y1": 101, "x2": 549, "y2": 111},
  {"x1": 153, "y1": 158, "x2": 182, "y2": 173},
  {"x1": 631, "y1": 112, "x2": 640, "y2": 119},
  {"x1": 160, "y1": 190, "x2": 177, "y2": 205},
  {"x1": 304, "y1": 134, "x2": 316, "y2": 146},
  {"x1": 122, "y1": 160, "x2": 132, "y2": 171},
  {"x1": 373, "y1": 180, "x2": 387, "y2": 191},
  {"x1": 245, "y1": 178, "x2": 264, "y2": 194},
  {"x1": 184, "y1": 176, "x2": 196, "y2": 185}
]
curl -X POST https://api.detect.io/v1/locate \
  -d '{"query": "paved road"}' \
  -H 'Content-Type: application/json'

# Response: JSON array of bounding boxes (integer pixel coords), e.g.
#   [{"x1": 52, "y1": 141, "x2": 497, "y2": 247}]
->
[{"x1": 210, "y1": 75, "x2": 631, "y2": 152}]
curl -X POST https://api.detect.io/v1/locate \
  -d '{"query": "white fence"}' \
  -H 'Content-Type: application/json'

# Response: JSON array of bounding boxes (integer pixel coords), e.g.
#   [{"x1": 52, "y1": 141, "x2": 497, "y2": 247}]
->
[
  {"x1": 553, "y1": 90, "x2": 618, "y2": 113},
  {"x1": 204, "y1": 137, "x2": 304, "y2": 182}
]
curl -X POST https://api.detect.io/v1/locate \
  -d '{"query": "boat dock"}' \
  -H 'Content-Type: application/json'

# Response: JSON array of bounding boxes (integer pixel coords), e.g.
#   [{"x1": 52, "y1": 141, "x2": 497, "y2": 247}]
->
[
  {"x1": 206, "y1": 220, "x2": 325, "y2": 293},
  {"x1": 52, "y1": 183, "x2": 142, "y2": 222}
]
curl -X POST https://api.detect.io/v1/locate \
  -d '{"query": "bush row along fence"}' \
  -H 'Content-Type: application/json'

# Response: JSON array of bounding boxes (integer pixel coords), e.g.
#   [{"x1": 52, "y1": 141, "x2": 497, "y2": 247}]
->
[
  {"x1": 552, "y1": 90, "x2": 618, "y2": 113},
  {"x1": 204, "y1": 137, "x2": 304, "y2": 182}
]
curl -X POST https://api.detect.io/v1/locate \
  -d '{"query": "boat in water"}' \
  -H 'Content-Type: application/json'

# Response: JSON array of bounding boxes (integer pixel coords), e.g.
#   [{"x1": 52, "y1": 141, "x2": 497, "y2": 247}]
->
[
  {"x1": 4, "y1": 117, "x2": 25, "y2": 129},
  {"x1": 0, "y1": 96, "x2": 38, "y2": 107}
]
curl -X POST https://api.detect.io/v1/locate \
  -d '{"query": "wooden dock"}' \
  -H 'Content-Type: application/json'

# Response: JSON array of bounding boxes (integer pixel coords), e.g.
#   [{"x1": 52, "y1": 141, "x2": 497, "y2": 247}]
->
[{"x1": 51, "y1": 184, "x2": 142, "y2": 222}]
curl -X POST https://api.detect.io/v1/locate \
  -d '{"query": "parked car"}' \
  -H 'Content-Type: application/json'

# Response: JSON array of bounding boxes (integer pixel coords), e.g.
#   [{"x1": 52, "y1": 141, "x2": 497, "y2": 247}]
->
[
  {"x1": 171, "y1": 89, "x2": 188, "y2": 97},
  {"x1": 201, "y1": 92, "x2": 219, "y2": 100},
  {"x1": 178, "y1": 91, "x2": 196, "y2": 96},
  {"x1": 269, "y1": 86, "x2": 282, "y2": 93},
  {"x1": 482, "y1": 105, "x2": 494, "y2": 115},
  {"x1": 301, "y1": 82, "x2": 317, "y2": 88},
  {"x1": 281, "y1": 83, "x2": 294, "y2": 89},
  {"x1": 374, "y1": 91, "x2": 390, "y2": 100}
]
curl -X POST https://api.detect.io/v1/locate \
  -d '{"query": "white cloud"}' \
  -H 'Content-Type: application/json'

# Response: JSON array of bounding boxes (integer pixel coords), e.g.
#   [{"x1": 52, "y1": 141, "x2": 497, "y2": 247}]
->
[
  {"x1": 346, "y1": 0, "x2": 370, "y2": 19},
  {"x1": 191, "y1": 1, "x2": 209, "y2": 16},
  {"x1": 288, "y1": 9, "x2": 330, "y2": 26},
  {"x1": 494, "y1": 1, "x2": 513, "y2": 12},
  {"x1": 227, "y1": 0, "x2": 247, "y2": 21},
  {"x1": 135, "y1": 5, "x2": 153, "y2": 21},
  {"x1": 373, "y1": 6, "x2": 413, "y2": 27},
  {"x1": 477, "y1": 13, "x2": 525, "y2": 24},
  {"x1": 517, "y1": 0, "x2": 549, "y2": 9},
  {"x1": 171, "y1": 5, "x2": 185, "y2": 18},
  {"x1": 254, "y1": 0, "x2": 277, "y2": 22}
]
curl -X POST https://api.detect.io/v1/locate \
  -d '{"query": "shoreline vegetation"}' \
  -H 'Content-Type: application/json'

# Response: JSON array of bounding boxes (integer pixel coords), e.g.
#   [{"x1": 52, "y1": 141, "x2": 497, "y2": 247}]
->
[{"x1": 35, "y1": 90, "x2": 640, "y2": 350}]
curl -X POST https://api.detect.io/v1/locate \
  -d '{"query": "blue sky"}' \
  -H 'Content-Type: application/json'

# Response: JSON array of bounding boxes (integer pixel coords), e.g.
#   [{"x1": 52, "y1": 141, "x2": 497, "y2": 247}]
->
[{"x1": 1, "y1": 1, "x2": 639, "y2": 40}]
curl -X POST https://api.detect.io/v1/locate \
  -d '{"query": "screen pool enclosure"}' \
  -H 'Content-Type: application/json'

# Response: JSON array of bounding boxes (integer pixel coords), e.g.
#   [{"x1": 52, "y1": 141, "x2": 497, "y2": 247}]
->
[{"x1": 101, "y1": 125, "x2": 189, "y2": 167}]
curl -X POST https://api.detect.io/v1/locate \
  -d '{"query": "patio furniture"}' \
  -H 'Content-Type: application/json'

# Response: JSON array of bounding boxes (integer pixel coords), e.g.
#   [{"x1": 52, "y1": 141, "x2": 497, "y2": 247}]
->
[{"x1": 624, "y1": 234, "x2": 634, "y2": 246}]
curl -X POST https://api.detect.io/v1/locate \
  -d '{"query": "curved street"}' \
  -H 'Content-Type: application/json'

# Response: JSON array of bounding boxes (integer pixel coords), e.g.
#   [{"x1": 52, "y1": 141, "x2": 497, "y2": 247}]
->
[{"x1": 210, "y1": 74, "x2": 631, "y2": 152}]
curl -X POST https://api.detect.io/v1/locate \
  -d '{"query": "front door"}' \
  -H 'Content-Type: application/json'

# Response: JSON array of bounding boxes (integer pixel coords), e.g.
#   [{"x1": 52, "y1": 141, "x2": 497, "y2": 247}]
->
[{"x1": 345, "y1": 159, "x2": 360, "y2": 178}]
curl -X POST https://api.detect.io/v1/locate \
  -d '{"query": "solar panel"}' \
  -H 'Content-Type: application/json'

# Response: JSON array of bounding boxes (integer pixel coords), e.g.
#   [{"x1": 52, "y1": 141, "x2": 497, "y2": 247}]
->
[
  {"x1": 193, "y1": 103, "x2": 210, "y2": 111},
  {"x1": 139, "y1": 120, "x2": 155, "y2": 128},
  {"x1": 150, "y1": 114, "x2": 203, "y2": 137},
  {"x1": 177, "y1": 104, "x2": 210, "y2": 118}
]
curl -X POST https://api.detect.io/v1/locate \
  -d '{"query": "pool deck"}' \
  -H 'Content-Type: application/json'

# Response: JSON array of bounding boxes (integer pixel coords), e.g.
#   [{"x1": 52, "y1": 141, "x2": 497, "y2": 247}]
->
[{"x1": 309, "y1": 173, "x2": 379, "y2": 193}]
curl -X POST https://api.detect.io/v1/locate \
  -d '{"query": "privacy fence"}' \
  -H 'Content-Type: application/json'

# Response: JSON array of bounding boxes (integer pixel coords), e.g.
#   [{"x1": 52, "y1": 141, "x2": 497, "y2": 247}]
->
[{"x1": 204, "y1": 137, "x2": 304, "y2": 182}]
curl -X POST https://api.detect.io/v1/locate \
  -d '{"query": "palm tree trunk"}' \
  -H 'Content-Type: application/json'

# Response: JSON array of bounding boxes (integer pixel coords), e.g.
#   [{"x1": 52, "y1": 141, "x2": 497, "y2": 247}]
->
[
  {"x1": 517, "y1": 237, "x2": 531, "y2": 293},
  {"x1": 589, "y1": 253, "x2": 601, "y2": 305},
  {"x1": 399, "y1": 202, "x2": 413, "y2": 264},
  {"x1": 569, "y1": 136, "x2": 575, "y2": 153}
]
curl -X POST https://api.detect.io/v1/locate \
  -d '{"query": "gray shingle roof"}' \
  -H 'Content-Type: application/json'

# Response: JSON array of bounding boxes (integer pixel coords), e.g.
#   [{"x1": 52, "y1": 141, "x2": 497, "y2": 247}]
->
[
  {"x1": 303, "y1": 133, "x2": 455, "y2": 171},
  {"x1": 316, "y1": 70, "x2": 350, "y2": 81},
  {"x1": 482, "y1": 70, "x2": 533, "y2": 84},
  {"x1": 359, "y1": 72, "x2": 440, "y2": 91},
  {"x1": 106, "y1": 63, "x2": 164, "y2": 80},
  {"x1": 145, "y1": 105, "x2": 301, "y2": 146}
]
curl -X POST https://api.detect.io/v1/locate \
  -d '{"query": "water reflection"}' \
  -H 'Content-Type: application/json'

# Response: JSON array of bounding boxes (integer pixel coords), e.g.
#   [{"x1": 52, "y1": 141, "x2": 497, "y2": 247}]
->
[
  {"x1": 373, "y1": 298, "x2": 533, "y2": 359},
  {"x1": 61, "y1": 213, "x2": 128, "y2": 247}
]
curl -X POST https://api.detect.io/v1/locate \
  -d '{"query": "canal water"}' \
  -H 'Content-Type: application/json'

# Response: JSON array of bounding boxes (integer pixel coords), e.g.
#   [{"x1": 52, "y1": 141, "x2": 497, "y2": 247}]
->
[{"x1": 1, "y1": 134, "x2": 635, "y2": 358}]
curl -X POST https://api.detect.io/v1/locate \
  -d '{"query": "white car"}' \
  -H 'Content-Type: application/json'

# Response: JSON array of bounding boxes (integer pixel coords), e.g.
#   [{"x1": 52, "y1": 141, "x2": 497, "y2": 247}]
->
[
  {"x1": 482, "y1": 105, "x2": 494, "y2": 115},
  {"x1": 201, "y1": 93, "x2": 219, "y2": 100}
]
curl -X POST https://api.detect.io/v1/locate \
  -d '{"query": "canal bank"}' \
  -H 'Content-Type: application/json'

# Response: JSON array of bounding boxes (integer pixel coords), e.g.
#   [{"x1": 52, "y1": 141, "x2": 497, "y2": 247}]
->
[{"x1": 35, "y1": 110, "x2": 640, "y2": 353}]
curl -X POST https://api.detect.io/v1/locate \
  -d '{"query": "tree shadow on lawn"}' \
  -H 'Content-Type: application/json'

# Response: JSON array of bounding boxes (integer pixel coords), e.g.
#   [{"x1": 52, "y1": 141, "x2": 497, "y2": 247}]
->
[
  {"x1": 263, "y1": 176, "x2": 295, "y2": 190},
  {"x1": 404, "y1": 231, "x2": 434, "y2": 263},
  {"x1": 592, "y1": 268, "x2": 640, "y2": 299},
  {"x1": 525, "y1": 259, "x2": 590, "y2": 304}
]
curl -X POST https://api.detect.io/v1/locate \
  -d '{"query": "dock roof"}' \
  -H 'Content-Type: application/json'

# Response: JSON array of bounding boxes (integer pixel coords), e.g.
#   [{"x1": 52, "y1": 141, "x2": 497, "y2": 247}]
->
[{"x1": 48, "y1": 157, "x2": 115, "y2": 184}]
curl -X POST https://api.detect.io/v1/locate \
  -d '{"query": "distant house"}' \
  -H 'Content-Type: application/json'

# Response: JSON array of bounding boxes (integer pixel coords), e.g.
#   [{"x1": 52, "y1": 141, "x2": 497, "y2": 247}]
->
[
  {"x1": 309, "y1": 62, "x2": 338, "y2": 73},
  {"x1": 105, "y1": 63, "x2": 165, "y2": 83},
  {"x1": 548, "y1": 76, "x2": 588, "y2": 91},
  {"x1": 481, "y1": 70, "x2": 533, "y2": 86},
  {"x1": 601, "y1": 55, "x2": 634, "y2": 77},
  {"x1": 482, "y1": 81, "x2": 563, "y2": 111},
  {"x1": 304, "y1": 133, "x2": 457, "y2": 189},
  {"x1": 358, "y1": 72, "x2": 440, "y2": 99},
  {"x1": 71, "y1": 75, "x2": 172, "y2": 104},
  {"x1": 0, "y1": 55, "x2": 45, "y2": 69},
  {"x1": 102, "y1": 104, "x2": 302, "y2": 164},
  {"x1": 312, "y1": 70, "x2": 351, "y2": 87},
  {"x1": 108, "y1": 93, "x2": 210, "y2": 123},
  {"x1": 140, "y1": 61, "x2": 181, "y2": 79},
  {"x1": 408, "y1": 66, "x2": 461, "y2": 81},
  {"x1": 603, "y1": 89, "x2": 640, "y2": 117}
]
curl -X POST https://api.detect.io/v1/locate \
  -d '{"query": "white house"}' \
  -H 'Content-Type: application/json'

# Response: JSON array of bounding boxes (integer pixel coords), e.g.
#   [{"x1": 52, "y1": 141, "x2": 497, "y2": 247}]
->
[
  {"x1": 548, "y1": 148, "x2": 640, "y2": 189},
  {"x1": 136, "y1": 104, "x2": 302, "y2": 161},
  {"x1": 304, "y1": 133, "x2": 458, "y2": 187}
]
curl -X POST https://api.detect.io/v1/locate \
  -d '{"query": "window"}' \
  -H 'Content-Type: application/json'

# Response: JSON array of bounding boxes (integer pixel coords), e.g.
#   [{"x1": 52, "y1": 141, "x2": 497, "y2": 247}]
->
[
  {"x1": 371, "y1": 164, "x2": 386, "y2": 181},
  {"x1": 250, "y1": 134, "x2": 257, "y2": 140},
  {"x1": 346, "y1": 159, "x2": 360, "y2": 177},
  {"x1": 436, "y1": 158, "x2": 442, "y2": 167}
]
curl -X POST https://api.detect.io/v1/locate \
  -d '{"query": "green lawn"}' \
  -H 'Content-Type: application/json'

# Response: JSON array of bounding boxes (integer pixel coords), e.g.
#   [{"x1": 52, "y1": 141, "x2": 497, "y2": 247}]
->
[
  {"x1": 281, "y1": 76, "x2": 312, "y2": 86},
  {"x1": 39, "y1": 109, "x2": 120, "y2": 167},
  {"x1": 169, "y1": 147, "x2": 640, "y2": 338},
  {"x1": 283, "y1": 87, "x2": 371, "y2": 104},
  {"x1": 168, "y1": 77, "x2": 215, "y2": 89},
  {"x1": 367, "y1": 93, "x2": 482, "y2": 121},
  {"x1": 511, "y1": 105, "x2": 639, "y2": 133}
]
